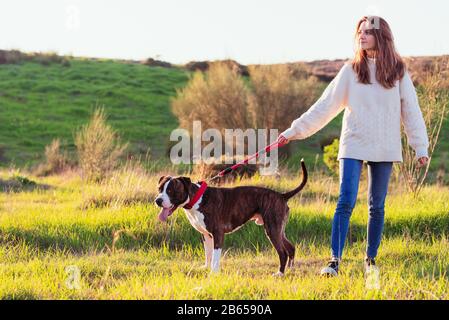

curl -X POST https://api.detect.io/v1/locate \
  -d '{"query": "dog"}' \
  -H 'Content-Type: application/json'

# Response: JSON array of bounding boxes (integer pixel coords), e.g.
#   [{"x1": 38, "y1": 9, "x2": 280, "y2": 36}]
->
[{"x1": 155, "y1": 159, "x2": 307, "y2": 276}]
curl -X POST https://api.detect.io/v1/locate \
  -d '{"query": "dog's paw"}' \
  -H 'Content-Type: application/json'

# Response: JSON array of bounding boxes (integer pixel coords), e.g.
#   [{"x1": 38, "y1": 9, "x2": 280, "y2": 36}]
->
[{"x1": 272, "y1": 271, "x2": 284, "y2": 277}]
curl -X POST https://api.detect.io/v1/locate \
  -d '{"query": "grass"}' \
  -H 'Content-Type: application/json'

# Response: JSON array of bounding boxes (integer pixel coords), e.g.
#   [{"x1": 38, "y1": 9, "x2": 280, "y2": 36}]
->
[
  {"x1": 0, "y1": 58, "x2": 190, "y2": 167},
  {"x1": 0, "y1": 168, "x2": 448, "y2": 299},
  {"x1": 1, "y1": 56, "x2": 448, "y2": 299}
]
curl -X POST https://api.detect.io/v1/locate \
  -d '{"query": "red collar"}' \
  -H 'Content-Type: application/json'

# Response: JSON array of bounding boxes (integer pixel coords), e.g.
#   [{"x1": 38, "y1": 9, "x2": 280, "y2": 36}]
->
[{"x1": 184, "y1": 181, "x2": 208, "y2": 209}]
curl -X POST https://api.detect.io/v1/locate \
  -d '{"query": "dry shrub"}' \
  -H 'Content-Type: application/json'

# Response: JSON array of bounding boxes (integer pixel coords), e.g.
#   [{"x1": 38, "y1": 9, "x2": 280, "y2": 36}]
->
[
  {"x1": 171, "y1": 62, "x2": 322, "y2": 162},
  {"x1": 184, "y1": 59, "x2": 248, "y2": 76},
  {"x1": 45, "y1": 139, "x2": 68, "y2": 170},
  {"x1": 398, "y1": 60, "x2": 449, "y2": 197},
  {"x1": 28, "y1": 51, "x2": 70, "y2": 66},
  {"x1": 75, "y1": 107, "x2": 128, "y2": 182},
  {"x1": 171, "y1": 62, "x2": 252, "y2": 136},
  {"x1": 34, "y1": 139, "x2": 71, "y2": 176},
  {"x1": 0, "y1": 49, "x2": 70, "y2": 66},
  {"x1": 141, "y1": 57, "x2": 172, "y2": 68},
  {"x1": 248, "y1": 63, "x2": 320, "y2": 130},
  {"x1": 404, "y1": 55, "x2": 449, "y2": 86},
  {"x1": 0, "y1": 50, "x2": 26, "y2": 64},
  {"x1": 248, "y1": 63, "x2": 321, "y2": 157},
  {"x1": 303, "y1": 59, "x2": 348, "y2": 82}
]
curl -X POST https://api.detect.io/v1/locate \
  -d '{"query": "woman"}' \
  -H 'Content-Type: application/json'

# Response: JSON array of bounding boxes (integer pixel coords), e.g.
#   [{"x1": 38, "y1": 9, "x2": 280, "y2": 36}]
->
[{"x1": 277, "y1": 16, "x2": 429, "y2": 276}]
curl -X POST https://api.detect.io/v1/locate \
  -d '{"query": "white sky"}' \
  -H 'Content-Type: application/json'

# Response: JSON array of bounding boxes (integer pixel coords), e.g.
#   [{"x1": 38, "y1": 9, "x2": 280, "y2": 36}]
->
[{"x1": 1, "y1": 0, "x2": 448, "y2": 65}]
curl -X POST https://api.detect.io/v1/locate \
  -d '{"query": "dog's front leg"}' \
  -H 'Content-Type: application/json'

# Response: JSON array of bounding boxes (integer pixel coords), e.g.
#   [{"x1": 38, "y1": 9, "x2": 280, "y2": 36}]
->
[
  {"x1": 203, "y1": 234, "x2": 213, "y2": 268},
  {"x1": 211, "y1": 232, "x2": 224, "y2": 273}
]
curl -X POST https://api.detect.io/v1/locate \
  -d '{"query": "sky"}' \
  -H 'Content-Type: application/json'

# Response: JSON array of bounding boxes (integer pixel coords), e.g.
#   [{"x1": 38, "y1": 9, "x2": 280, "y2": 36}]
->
[{"x1": 1, "y1": 0, "x2": 448, "y2": 65}]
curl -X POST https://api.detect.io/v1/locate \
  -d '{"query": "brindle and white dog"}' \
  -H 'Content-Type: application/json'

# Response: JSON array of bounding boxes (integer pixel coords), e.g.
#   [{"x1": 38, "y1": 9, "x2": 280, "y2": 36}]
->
[{"x1": 155, "y1": 160, "x2": 307, "y2": 276}]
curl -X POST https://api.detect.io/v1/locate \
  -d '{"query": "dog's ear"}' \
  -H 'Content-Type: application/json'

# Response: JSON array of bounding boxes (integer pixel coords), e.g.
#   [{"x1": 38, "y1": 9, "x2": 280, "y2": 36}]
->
[
  {"x1": 177, "y1": 176, "x2": 191, "y2": 189},
  {"x1": 158, "y1": 175, "x2": 171, "y2": 185}
]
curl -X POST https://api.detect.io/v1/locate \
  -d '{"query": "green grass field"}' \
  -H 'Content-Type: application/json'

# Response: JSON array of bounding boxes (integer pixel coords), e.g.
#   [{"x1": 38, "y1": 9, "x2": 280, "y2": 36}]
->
[
  {"x1": 1, "y1": 56, "x2": 448, "y2": 300},
  {"x1": 1, "y1": 168, "x2": 448, "y2": 299}
]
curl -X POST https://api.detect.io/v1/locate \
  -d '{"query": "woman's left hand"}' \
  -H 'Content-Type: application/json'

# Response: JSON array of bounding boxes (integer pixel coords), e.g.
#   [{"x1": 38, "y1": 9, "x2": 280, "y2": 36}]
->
[{"x1": 417, "y1": 156, "x2": 429, "y2": 168}]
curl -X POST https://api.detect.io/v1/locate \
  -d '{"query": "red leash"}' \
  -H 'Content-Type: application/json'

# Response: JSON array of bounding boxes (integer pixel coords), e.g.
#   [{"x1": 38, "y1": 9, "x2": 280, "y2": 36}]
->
[
  {"x1": 184, "y1": 140, "x2": 286, "y2": 209},
  {"x1": 208, "y1": 140, "x2": 286, "y2": 182}
]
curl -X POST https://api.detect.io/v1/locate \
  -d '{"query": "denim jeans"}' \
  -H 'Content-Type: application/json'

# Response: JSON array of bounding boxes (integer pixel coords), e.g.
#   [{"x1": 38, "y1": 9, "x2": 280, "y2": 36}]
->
[{"x1": 331, "y1": 158, "x2": 393, "y2": 259}]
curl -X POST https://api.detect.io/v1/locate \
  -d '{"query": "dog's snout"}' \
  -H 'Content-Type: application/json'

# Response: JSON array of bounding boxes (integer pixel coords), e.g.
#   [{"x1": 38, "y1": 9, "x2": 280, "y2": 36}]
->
[{"x1": 155, "y1": 198, "x2": 163, "y2": 207}]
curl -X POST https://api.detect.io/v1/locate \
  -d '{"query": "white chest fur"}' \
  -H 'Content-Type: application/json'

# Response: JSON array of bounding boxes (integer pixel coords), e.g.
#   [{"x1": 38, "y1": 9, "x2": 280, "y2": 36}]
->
[
  {"x1": 183, "y1": 207, "x2": 210, "y2": 235},
  {"x1": 183, "y1": 184, "x2": 211, "y2": 236},
  {"x1": 182, "y1": 192, "x2": 210, "y2": 236}
]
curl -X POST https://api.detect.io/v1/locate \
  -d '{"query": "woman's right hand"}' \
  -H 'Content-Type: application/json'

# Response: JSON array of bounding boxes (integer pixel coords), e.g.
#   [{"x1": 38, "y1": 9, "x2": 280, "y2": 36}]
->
[{"x1": 277, "y1": 135, "x2": 290, "y2": 145}]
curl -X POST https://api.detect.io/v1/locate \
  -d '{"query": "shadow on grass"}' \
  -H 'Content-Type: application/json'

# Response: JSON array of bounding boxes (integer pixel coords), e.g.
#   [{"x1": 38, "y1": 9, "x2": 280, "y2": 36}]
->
[
  {"x1": 1, "y1": 211, "x2": 448, "y2": 255},
  {"x1": 0, "y1": 178, "x2": 53, "y2": 193},
  {"x1": 1, "y1": 290, "x2": 41, "y2": 300}
]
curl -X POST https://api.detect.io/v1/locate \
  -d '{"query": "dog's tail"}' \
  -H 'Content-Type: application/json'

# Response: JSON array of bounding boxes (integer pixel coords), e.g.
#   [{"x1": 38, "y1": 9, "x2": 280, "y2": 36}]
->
[{"x1": 282, "y1": 158, "x2": 307, "y2": 201}]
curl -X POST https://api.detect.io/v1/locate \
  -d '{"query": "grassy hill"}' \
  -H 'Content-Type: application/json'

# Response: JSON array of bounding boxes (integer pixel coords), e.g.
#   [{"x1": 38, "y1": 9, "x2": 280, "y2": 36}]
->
[
  {"x1": 0, "y1": 58, "x2": 189, "y2": 167},
  {"x1": 0, "y1": 55, "x2": 447, "y2": 178}
]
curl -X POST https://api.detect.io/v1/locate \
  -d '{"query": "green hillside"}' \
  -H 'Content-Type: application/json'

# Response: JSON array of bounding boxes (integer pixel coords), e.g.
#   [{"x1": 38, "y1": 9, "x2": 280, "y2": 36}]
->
[
  {"x1": 0, "y1": 57, "x2": 447, "y2": 177},
  {"x1": 0, "y1": 58, "x2": 189, "y2": 167}
]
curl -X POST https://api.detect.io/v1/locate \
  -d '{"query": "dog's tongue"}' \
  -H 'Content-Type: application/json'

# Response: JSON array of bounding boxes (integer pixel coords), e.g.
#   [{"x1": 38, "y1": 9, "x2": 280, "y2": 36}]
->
[
  {"x1": 158, "y1": 207, "x2": 171, "y2": 222},
  {"x1": 158, "y1": 206, "x2": 178, "y2": 222}
]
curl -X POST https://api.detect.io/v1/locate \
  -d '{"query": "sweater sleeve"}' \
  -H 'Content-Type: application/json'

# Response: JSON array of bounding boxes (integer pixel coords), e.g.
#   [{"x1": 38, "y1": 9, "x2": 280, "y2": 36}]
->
[
  {"x1": 399, "y1": 71, "x2": 429, "y2": 160},
  {"x1": 280, "y1": 63, "x2": 350, "y2": 140}
]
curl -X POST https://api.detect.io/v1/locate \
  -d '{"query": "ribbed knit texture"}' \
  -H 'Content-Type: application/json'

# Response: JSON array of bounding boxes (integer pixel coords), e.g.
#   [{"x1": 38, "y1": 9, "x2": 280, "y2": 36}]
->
[{"x1": 281, "y1": 58, "x2": 429, "y2": 162}]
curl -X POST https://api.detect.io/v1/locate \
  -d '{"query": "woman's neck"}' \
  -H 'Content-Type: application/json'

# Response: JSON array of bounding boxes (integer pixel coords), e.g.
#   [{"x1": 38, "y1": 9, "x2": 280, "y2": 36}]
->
[{"x1": 366, "y1": 49, "x2": 376, "y2": 59}]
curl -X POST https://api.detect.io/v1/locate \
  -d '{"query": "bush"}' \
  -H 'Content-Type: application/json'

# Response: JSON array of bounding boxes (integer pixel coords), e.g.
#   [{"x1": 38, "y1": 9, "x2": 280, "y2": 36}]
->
[
  {"x1": 28, "y1": 51, "x2": 69, "y2": 66},
  {"x1": 247, "y1": 64, "x2": 321, "y2": 158},
  {"x1": 172, "y1": 62, "x2": 252, "y2": 134},
  {"x1": 0, "y1": 50, "x2": 25, "y2": 64},
  {"x1": 184, "y1": 59, "x2": 248, "y2": 76},
  {"x1": 75, "y1": 107, "x2": 128, "y2": 182},
  {"x1": 0, "y1": 50, "x2": 71, "y2": 66},
  {"x1": 323, "y1": 138, "x2": 339, "y2": 176},
  {"x1": 142, "y1": 57, "x2": 172, "y2": 68},
  {"x1": 34, "y1": 139, "x2": 71, "y2": 176},
  {"x1": 399, "y1": 63, "x2": 449, "y2": 197},
  {"x1": 247, "y1": 63, "x2": 320, "y2": 131},
  {"x1": 171, "y1": 62, "x2": 321, "y2": 161}
]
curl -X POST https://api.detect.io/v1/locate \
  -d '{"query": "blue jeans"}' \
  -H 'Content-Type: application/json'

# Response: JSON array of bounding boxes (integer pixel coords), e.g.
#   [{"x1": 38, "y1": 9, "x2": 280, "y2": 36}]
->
[{"x1": 331, "y1": 158, "x2": 393, "y2": 259}]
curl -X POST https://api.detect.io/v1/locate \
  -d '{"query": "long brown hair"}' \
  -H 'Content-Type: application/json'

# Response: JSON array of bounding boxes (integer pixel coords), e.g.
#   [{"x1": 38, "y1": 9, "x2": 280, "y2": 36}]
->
[{"x1": 352, "y1": 16, "x2": 406, "y2": 89}]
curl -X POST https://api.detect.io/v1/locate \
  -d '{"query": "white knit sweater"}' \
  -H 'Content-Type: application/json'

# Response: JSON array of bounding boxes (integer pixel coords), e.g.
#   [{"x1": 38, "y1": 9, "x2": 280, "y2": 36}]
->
[{"x1": 281, "y1": 58, "x2": 429, "y2": 162}]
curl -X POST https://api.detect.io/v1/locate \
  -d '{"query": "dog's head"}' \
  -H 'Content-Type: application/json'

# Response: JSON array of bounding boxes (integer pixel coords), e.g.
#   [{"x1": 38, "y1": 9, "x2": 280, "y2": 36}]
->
[{"x1": 154, "y1": 175, "x2": 192, "y2": 222}]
